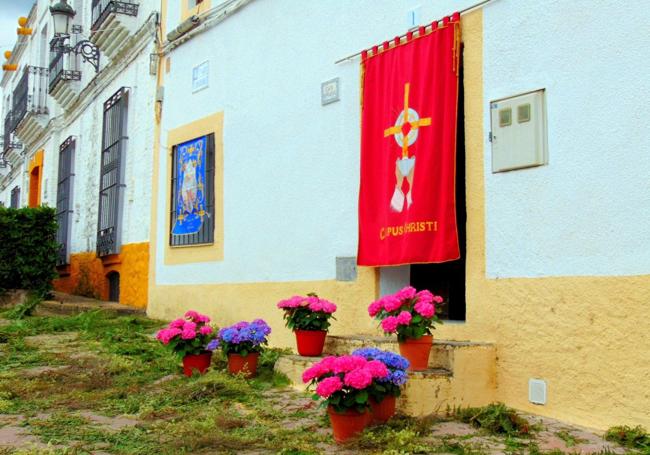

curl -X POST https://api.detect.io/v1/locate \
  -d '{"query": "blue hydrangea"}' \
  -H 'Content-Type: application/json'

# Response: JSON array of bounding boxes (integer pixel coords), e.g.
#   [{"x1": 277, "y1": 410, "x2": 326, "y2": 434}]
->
[
  {"x1": 352, "y1": 347, "x2": 410, "y2": 386},
  {"x1": 209, "y1": 320, "x2": 272, "y2": 350}
]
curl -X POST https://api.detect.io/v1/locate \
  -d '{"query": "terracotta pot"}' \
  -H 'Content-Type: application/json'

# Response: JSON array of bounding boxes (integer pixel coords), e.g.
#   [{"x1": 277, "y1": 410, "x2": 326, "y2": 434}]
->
[
  {"x1": 182, "y1": 351, "x2": 212, "y2": 377},
  {"x1": 227, "y1": 352, "x2": 260, "y2": 378},
  {"x1": 294, "y1": 330, "x2": 327, "y2": 356},
  {"x1": 327, "y1": 406, "x2": 370, "y2": 443},
  {"x1": 398, "y1": 335, "x2": 433, "y2": 371},
  {"x1": 370, "y1": 395, "x2": 396, "y2": 424}
]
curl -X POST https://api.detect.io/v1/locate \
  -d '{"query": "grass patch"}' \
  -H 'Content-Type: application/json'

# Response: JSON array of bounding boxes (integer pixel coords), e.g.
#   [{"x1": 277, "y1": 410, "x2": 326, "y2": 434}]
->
[
  {"x1": 454, "y1": 403, "x2": 534, "y2": 437},
  {"x1": 3, "y1": 292, "x2": 43, "y2": 320},
  {"x1": 605, "y1": 425, "x2": 650, "y2": 451}
]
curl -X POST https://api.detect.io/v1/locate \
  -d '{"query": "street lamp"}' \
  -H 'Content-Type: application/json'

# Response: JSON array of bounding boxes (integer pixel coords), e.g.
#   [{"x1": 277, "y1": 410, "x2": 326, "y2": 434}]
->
[{"x1": 49, "y1": 0, "x2": 100, "y2": 73}]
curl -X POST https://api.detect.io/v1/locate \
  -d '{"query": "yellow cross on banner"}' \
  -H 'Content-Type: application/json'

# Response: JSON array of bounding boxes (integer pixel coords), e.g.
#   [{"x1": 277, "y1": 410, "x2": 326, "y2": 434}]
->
[{"x1": 383, "y1": 83, "x2": 432, "y2": 158}]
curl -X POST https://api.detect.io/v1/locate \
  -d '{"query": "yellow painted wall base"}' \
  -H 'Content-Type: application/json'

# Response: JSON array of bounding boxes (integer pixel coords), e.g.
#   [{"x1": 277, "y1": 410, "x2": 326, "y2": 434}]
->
[
  {"x1": 147, "y1": 267, "x2": 380, "y2": 349},
  {"x1": 54, "y1": 242, "x2": 149, "y2": 308}
]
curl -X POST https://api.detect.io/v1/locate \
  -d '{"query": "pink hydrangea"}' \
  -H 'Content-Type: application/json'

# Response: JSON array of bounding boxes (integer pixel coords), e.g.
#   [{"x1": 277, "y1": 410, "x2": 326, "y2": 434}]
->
[
  {"x1": 184, "y1": 310, "x2": 199, "y2": 320},
  {"x1": 277, "y1": 296, "x2": 305, "y2": 309},
  {"x1": 182, "y1": 321, "x2": 197, "y2": 332},
  {"x1": 396, "y1": 310, "x2": 412, "y2": 326},
  {"x1": 332, "y1": 355, "x2": 368, "y2": 373},
  {"x1": 199, "y1": 326, "x2": 213, "y2": 335},
  {"x1": 395, "y1": 286, "x2": 417, "y2": 301},
  {"x1": 302, "y1": 362, "x2": 331, "y2": 383},
  {"x1": 169, "y1": 318, "x2": 186, "y2": 329},
  {"x1": 315, "y1": 376, "x2": 343, "y2": 397},
  {"x1": 433, "y1": 295, "x2": 443, "y2": 304},
  {"x1": 194, "y1": 314, "x2": 211, "y2": 323},
  {"x1": 380, "y1": 316, "x2": 399, "y2": 333},
  {"x1": 319, "y1": 356, "x2": 338, "y2": 371},
  {"x1": 382, "y1": 295, "x2": 403, "y2": 312},
  {"x1": 368, "y1": 300, "x2": 383, "y2": 317},
  {"x1": 414, "y1": 301, "x2": 435, "y2": 318},
  {"x1": 343, "y1": 368, "x2": 373, "y2": 389},
  {"x1": 364, "y1": 360, "x2": 389, "y2": 379},
  {"x1": 416, "y1": 290, "x2": 433, "y2": 305},
  {"x1": 155, "y1": 327, "x2": 182, "y2": 345},
  {"x1": 309, "y1": 298, "x2": 337, "y2": 314},
  {"x1": 181, "y1": 329, "x2": 196, "y2": 340}
]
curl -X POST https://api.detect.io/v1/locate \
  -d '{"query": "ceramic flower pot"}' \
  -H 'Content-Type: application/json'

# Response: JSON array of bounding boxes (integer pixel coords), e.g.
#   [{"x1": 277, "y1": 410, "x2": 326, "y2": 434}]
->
[
  {"x1": 294, "y1": 330, "x2": 327, "y2": 356},
  {"x1": 227, "y1": 352, "x2": 260, "y2": 378},
  {"x1": 398, "y1": 335, "x2": 433, "y2": 371},
  {"x1": 369, "y1": 395, "x2": 397, "y2": 424},
  {"x1": 327, "y1": 406, "x2": 370, "y2": 443},
  {"x1": 182, "y1": 351, "x2": 212, "y2": 377}
]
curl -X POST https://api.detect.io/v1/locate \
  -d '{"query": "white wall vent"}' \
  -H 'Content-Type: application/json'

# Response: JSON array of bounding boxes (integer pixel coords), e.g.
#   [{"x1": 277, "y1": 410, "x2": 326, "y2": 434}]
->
[
  {"x1": 490, "y1": 89, "x2": 547, "y2": 172},
  {"x1": 528, "y1": 378, "x2": 547, "y2": 405}
]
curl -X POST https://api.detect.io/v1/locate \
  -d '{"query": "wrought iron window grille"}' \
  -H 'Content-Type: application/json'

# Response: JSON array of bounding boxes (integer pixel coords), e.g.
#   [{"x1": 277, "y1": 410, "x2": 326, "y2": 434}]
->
[
  {"x1": 56, "y1": 136, "x2": 75, "y2": 266},
  {"x1": 12, "y1": 66, "x2": 50, "y2": 129}
]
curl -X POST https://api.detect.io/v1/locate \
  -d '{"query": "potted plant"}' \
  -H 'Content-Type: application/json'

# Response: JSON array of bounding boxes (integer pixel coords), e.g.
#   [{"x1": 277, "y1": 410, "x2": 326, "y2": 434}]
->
[
  {"x1": 207, "y1": 319, "x2": 271, "y2": 378},
  {"x1": 368, "y1": 286, "x2": 443, "y2": 371},
  {"x1": 155, "y1": 310, "x2": 215, "y2": 377},
  {"x1": 302, "y1": 354, "x2": 389, "y2": 443},
  {"x1": 352, "y1": 348, "x2": 410, "y2": 423},
  {"x1": 277, "y1": 293, "x2": 337, "y2": 356}
]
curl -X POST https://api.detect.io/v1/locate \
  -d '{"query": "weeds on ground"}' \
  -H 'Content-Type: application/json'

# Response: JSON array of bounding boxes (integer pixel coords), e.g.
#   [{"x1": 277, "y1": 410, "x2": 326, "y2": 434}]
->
[
  {"x1": 605, "y1": 425, "x2": 650, "y2": 451},
  {"x1": 454, "y1": 402, "x2": 535, "y2": 437},
  {"x1": 4, "y1": 292, "x2": 42, "y2": 320}
]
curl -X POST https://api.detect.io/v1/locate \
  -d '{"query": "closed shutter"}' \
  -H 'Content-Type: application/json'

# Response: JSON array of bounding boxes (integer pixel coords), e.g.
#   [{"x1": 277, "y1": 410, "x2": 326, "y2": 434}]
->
[{"x1": 56, "y1": 136, "x2": 75, "y2": 265}]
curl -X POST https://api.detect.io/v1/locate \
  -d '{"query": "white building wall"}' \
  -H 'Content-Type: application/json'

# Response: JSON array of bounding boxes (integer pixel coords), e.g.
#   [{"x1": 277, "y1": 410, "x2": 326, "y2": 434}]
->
[
  {"x1": 158, "y1": 0, "x2": 650, "y2": 286},
  {"x1": 483, "y1": 0, "x2": 650, "y2": 278},
  {"x1": 157, "y1": 0, "x2": 479, "y2": 285}
]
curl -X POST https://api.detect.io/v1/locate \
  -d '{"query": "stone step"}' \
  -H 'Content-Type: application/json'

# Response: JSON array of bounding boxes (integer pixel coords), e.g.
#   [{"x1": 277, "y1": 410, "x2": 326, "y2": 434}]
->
[
  {"x1": 275, "y1": 334, "x2": 498, "y2": 417},
  {"x1": 324, "y1": 334, "x2": 495, "y2": 372}
]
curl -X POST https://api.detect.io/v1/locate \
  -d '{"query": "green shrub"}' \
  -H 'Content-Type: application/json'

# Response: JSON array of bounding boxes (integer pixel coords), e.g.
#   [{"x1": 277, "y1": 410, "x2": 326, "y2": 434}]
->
[
  {"x1": 0, "y1": 206, "x2": 58, "y2": 294},
  {"x1": 605, "y1": 425, "x2": 650, "y2": 450}
]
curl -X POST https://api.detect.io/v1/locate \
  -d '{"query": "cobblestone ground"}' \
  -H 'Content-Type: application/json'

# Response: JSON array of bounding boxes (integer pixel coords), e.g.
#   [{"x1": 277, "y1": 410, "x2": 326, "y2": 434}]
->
[{"x1": 0, "y1": 314, "x2": 641, "y2": 454}]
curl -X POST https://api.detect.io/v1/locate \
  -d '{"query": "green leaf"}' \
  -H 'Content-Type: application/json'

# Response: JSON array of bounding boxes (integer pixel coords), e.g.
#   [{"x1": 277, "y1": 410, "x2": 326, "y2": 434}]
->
[{"x1": 355, "y1": 390, "x2": 368, "y2": 404}]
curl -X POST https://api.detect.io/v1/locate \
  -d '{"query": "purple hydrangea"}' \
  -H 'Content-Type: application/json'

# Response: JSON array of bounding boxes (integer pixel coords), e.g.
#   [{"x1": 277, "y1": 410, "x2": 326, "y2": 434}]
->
[
  {"x1": 352, "y1": 347, "x2": 409, "y2": 386},
  {"x1": 206, "y1": 319, "x2": 271, "y2": 352}
]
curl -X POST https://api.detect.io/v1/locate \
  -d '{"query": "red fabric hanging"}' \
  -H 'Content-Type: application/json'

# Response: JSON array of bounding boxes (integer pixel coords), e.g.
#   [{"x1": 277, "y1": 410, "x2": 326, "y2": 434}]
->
[{"x1": 358, "y1": 15, "x2": 461, "y2": 266}]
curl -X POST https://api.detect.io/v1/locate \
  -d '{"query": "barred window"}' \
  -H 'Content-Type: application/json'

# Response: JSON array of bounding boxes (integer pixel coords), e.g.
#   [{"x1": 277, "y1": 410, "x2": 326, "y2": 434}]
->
[
  {"x1": 56, "y1": 137, "x2": 75, "y2": 266},
  {"x1": 97, "y1": 87, "x2": 128, "y2": 257},
  {"x1": 169, "y1": 134, "x2": 215, "y2": 246}
]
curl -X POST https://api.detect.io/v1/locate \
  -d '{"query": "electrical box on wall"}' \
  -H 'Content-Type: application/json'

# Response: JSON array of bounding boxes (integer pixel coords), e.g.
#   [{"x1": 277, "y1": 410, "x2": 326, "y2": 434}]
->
[{"x1": 490, "y1": 89, "x2": 547, "y2": 173}]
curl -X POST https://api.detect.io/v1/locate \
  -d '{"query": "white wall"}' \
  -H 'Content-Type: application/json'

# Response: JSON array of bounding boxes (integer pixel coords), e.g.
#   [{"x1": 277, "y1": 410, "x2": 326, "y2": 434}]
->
[
  {"x1": 483, "y1": 0, "x2": 650, "y2": 278},
  {"x1": 157, "y1": 0, "x2": 478, "y2": 285}
]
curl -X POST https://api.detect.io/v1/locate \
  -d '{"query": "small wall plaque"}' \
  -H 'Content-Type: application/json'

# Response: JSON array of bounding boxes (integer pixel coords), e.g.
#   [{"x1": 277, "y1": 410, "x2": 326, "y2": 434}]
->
[
  {"x1": 321, "y1": 77, "x2": 340, "y2": 105},
  {"x1": 192, "y1": 60, "x2": 209, "y2": 93}
]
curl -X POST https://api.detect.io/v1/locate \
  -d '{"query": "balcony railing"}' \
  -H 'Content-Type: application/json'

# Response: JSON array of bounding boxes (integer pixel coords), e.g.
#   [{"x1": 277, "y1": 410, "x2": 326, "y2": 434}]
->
[
  {"x1": 48, "y1": 39, "x2": 81, "y2": 93},
  {"x1": 91, "y1": 0, "x2": 139, "y2": 32},
  {"x1": 12, "y1": 66, "x2": 49, "y2": 129},
  {"x1": 3, "y1": 111, "x2": 22, "y2": 154}
]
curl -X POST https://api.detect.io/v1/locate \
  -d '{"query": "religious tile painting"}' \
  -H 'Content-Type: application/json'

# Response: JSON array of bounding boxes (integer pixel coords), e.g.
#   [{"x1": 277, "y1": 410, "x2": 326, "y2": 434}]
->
[{"x1": 172, "y1": 136, "x2": 208, "y2": 236}]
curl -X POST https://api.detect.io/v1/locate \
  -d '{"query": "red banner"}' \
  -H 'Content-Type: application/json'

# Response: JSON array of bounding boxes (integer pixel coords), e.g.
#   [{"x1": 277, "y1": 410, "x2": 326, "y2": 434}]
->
[{"x1": 358, "y1": 14, "x2": 461, "y2": 266}]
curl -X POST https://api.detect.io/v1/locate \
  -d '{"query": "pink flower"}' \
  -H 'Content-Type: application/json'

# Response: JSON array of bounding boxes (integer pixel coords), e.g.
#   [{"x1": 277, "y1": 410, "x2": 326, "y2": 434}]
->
[
  {"x1": 320, "y1": 300, "x2": 337, "y2": 314},
  {"x1": 396, "y1": 311, "x2": 412, "y2": 326},
  {"x1": 169, "y1": 318, "x2": 185, "y2": 329},
  {"x1": 332, "y1": 355, "x2": 368, "y2": 373},
  {"x1": 156, "y1": 327, "x2": 182, "y2": 344},
  {"x1": 369, "y1": 300, "x2": 384, "y2": 317},
  {"x1": 395, "y1": 286, "x2": 417, "y2": 301},
  {"x1": 364, "y1": 360, "x2": 389, "y2": 379},
  {"x1": 433, "y1": 295, "x2": 443, "y2": 303},
  {"x1": 315, "y1": 376, "x2": 343, "y2": 397},
  {"x1": 343, "y1": 368, "x2": 373, "y2": 389},
  {"x1": 416, "y1": 290, "x2": 433, "y2": 305},
  {"x1": 319, "y1": 356, "x2": 338, "y2": 371},
  {"x1": 182, "y1": 321, "x2": 197, "y2": 332},
  {"x1": 382, "y1": 296, "x2": 403, "y2": 312},
  {"x1": 184, "y1": 310, "x2": 200, "y2": 321},
  {"x1": 414, "y1": 301, "x2": 435, "y2": 318},
  {"x1": 194, "y1": 314, "x2": 211, "y2": 323},
  {"x1": 199, "y1": 326, "x2": 213, "y2": 335},
  {"x1": 380, "y1": 316, "x2": 399, "y2": 333},
  {"x1": 309, "y1": 298, "x2": 337, "y2": 314},
  {"x1": 181, "y1": 329, "x2": 196, "y2": 340},
  {"x1": 277, "y1": 296, "x2": 306, "y2": 309},
  {"x1": 302, "y1": 363, "x2": 330, "y2": 383}
]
